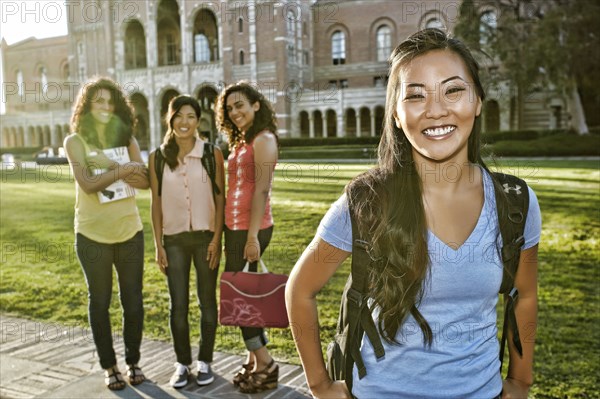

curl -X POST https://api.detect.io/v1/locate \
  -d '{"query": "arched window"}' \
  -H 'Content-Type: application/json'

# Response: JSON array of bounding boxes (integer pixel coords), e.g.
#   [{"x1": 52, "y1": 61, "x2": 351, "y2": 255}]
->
[
  {"x1": 238, "y1": 17, "x2": 243, "y2": 33},
  {"x1": 480, "y1": 11, "x2": 497, "y2": 46},
  {"x1": 287, "y1": 10, "x2": 296, "y2": 37},
  {"x1": 331, "y1": 31, "x2": 345, "y2": 65},
  {"x1": 16, "y1": 70, "x2": 23, "y2": 96},
  {"x1": 157, "y1": 0, "x2": 181, "y2": 66},
  {"x1": 239, "y1": 50, "x2": 245, "y2": 65},
  {"x1": 194, "y1": 34, "x2": 210, "y2": 63},
  {"x1": 39, "y1": 66, "x2": 48, "y2": 95},
  {"x1": 376, "y1": 25, "x2": 391, "y2": 62},
  {"x1": 125, "y1": 20, "x2": 147, "y2": 69},
  {"x1": 193, "y1": 9, "x2": 219, "y2": 62},
  {"x1": 425, "y1": 17, "x2": 445, "y2": 30}
]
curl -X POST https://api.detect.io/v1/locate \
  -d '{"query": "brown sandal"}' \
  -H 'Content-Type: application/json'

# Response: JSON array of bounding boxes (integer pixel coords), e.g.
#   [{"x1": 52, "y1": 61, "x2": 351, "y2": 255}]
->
[
  {"x1": 238, "y1": 360, "x2": 278, "y2": 393},
  {"x1": 127, "y1": 364, "x2": 145, "y2": 385},
  {"x1": 104, "y1": 366, "x2": 126, "y2": 391},
  {"x1": 232, "y1": 362, "x2": 254, "y2": 387}
]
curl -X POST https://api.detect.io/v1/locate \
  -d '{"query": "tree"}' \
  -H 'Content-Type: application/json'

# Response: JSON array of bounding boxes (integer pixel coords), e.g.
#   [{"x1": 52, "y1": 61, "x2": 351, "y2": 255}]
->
[{"x1": 455, "y1": 0, "x2": 600, "y2": 134}]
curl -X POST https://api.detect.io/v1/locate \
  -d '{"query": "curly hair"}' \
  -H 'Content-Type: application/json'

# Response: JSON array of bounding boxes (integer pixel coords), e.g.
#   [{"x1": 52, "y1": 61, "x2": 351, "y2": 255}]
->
[
  {"x1": 160, "y1": 95, "x2": 202, "y2": 171},
  {"x1": 70, "y1": 76, "x2": 135, "y2": 149},
  {"x1": 215, "y1": 81, "x2": 278, "y2": 148}
]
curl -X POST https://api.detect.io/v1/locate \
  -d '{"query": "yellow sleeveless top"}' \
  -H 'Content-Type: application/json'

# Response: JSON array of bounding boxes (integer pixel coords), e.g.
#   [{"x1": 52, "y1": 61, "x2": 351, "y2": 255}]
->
[{"x1": 72, "y1": 134, "x2": 143, "y2": 243}]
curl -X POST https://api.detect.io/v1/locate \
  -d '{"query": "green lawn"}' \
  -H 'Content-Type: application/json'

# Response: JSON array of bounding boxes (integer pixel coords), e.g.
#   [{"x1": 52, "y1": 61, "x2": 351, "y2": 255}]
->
[{"x1": 1, "y1": 159, "x2": 598, "y2": 398}]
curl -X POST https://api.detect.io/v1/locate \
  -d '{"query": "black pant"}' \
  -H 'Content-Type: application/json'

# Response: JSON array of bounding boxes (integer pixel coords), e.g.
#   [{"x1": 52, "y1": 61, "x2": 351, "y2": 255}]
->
[
  {"x1": 224, "y1": 225, "x2": 273, "y2": 351},
  {"x1": 163, "y1": 231, "x2": 218, "y2": 364},
  {"x1": 76, "y1": 231, "x2": 144, "y2": 369}
]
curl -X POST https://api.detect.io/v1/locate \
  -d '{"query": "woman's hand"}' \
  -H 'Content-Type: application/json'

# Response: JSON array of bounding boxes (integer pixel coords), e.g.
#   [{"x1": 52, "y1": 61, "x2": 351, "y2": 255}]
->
[
  {"x1": 244, "y1": 235, "x2": 261, "y2": 263},
  {"x1": 502, "y1": 378, "x2": 530, "y2": 399},
  {"x1": 311, "y1": 379, "x2": 351, "y2": 399},
  {"x1": 86, "y1": 151, "x2": 117, "y2": 169},
  {"x1": 207, "y1": 239, "x2": 222, "y2": 270},
  {"x1": 155, "y1": 245, "x2": 168, "y2": 274}
]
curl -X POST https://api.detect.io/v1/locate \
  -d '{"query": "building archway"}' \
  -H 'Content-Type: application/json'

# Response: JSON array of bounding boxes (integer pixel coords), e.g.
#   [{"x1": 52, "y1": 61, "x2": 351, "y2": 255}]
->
[
  {"x1": 374, "y1": 106, "x2": 385, "y2": 136},
  {"x1": 160, "y1": 89, "x2": 181, "y2": 137},
  {"x1": 326, "y1": 110, "x2": 337, "y2": 137},
  {"x1": 484, "y1": 100, "x2": 500, "y2": 132},
  {"x1": 130, "y1": 93, "x2": 150, "y2": 150},
  {"x1": 360, "y1": 107, "x2": 371, "y2": 136},
  {"x1": 345, "y1": 109, "x2": 357, "y2": 137},
  {"x1": 197, "y1": 85, "x2": 218, "y2": 142},
  {"x1": 313, "y1": 110, "x2": 323, "y2": 138},
  {"x1": 299, "y1": 111, "x2": 309, "y2": 137}
]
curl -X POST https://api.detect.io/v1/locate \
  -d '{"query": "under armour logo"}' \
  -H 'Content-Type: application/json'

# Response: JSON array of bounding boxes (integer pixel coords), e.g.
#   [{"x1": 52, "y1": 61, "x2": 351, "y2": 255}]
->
[{"x1": 503, "y1": 183, "x2": 522, "y2": 195}]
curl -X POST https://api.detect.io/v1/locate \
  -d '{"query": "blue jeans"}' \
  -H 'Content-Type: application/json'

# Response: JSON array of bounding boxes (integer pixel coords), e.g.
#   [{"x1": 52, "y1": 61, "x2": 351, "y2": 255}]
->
[
  {"x1": 76, "y1": 231, "x2": 144, "y2": 369},
  {"x1": 163, "y1": 231, "x2": 218, "y2": 364},
  {"x1": 224, "y1": 226, "x2": 273, "y2": 351}
]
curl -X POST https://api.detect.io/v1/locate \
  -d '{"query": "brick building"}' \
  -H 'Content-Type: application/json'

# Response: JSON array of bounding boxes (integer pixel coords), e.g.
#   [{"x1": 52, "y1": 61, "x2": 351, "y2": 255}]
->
[{"x1": 1, "y1": 0, "x2": 570, "y2": 151}]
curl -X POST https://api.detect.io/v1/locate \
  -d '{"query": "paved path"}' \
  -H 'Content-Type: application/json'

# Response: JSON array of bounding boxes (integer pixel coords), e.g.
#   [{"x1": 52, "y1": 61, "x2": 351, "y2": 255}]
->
[{"x1": 0, "y1": 315, "x2": 311, "y2": 399}]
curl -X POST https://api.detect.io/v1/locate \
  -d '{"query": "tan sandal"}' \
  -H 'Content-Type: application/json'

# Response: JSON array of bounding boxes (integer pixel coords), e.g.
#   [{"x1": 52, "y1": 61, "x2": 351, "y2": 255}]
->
[
  {"x1": 127, "y1": 364, "x2": 145, "y2": 385},
  {"x1": 232, "y1": 362, "x2": 254, "y2": 387},
  {"x1": 238, "y1": 360, "x2": 278, "y2": 393},
  {"x1": 104, "y1": 366, "x2": 126, "y2": 390}
]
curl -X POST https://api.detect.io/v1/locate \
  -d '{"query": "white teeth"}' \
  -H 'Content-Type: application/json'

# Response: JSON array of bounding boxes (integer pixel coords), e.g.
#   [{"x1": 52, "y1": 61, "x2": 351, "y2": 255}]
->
[{"x1": 423, "y1": 126, "x2": 455, "y2": 136}]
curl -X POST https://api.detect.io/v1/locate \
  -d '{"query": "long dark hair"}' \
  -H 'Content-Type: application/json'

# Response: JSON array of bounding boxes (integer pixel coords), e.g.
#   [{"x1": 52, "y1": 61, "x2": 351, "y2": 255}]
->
[
  {"x1": 347, "y1": 28, "x2": 490, "y2": 345},
  {"x1": 215, "y1": 81, "x2": 278, "y2": 148},
  {"x1": 70, "y1": 76, "x2": 135, "y2": 149},
  {"x1": 160, "y1": 95, "x2": 202, "y2": 171}
]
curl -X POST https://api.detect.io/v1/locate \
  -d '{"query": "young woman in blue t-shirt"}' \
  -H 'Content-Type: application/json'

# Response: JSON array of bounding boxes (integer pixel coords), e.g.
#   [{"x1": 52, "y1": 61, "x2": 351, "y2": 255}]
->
[{"x1": 286, "y1": 29, "x2": 541, "y2": 399}]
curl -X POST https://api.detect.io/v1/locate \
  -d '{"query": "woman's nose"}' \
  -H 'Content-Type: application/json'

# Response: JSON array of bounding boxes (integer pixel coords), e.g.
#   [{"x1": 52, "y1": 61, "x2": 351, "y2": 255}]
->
[{"x1": 425, "y1": 96, "x2": 449, "y2": 119}]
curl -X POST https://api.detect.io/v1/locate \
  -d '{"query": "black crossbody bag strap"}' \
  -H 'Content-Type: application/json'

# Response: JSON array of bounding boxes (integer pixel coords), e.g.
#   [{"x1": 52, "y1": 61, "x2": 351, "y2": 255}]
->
[{"x1": 492, "y1": 172, "x2": 529, "y2": 370}]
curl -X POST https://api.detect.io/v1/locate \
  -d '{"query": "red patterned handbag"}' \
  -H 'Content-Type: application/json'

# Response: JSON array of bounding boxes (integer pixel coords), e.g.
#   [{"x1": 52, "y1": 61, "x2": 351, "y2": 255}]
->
[{"x1": 219, "y1": 259, "x2": 289, "y2": 328}]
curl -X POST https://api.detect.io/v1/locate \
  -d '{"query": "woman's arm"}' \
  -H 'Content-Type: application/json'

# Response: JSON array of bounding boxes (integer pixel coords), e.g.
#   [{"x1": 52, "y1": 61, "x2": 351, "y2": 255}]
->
[
  {"x1": 503, "y1": 244, "x2": 538, "y2": 398},
  {"x1": 244, "y1": 132, "x2": 278, "y2": 262},
  {"x1": 64, "y1": 134, "x2": 136, "y2": 194},
  {"x1": 148, "y1": 151, "x2": 167, "y2": 274},
  {"x1": 207, "y1": 147, "x2": 225, "y2": 270},
  {"x1": 123, "y1": 137, "x2": 149, "y2": 189},
  {"x1": 285, "y1": 237, "x2": 352, "y2": 399}
]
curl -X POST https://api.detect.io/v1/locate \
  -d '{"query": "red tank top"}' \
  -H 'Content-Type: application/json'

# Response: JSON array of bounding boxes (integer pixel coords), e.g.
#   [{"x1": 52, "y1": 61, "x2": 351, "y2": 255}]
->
[{"x1": 225, "y1": 134, "x2": 275, "y2": 230}]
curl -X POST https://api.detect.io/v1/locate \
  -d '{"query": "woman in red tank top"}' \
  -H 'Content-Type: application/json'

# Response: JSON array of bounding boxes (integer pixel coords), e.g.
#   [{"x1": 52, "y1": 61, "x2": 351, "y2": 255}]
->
[{"x1": 216, "y1": 81, "x2": 279, "y2": 393}]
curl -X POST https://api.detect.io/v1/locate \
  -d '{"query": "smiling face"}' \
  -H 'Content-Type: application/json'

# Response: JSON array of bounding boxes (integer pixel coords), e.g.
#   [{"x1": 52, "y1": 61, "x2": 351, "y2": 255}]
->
[
  {"x1": 393, "y1": 49, "x2": 482, "y2": 164},
  {"x1": 90, "y1": 88, "x2": 114, "y2": 125},
  {"x1": 171, "y1": 104, "x2": 199, "y2": 140},
  {"x1": 226, "y1": 91, "x2": 260, "y2": 133}
]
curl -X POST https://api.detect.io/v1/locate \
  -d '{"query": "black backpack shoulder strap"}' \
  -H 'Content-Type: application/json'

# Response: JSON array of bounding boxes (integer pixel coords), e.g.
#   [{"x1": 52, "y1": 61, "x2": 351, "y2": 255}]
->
[
  {"x1": 492, "y1": 172, "x2": 530, "y2": 367},
  {"x1": 346, "y1": 200, "x2": 385, "y2": 390},
  {"x1": 201, "y1": 142, "x2": 220, "y2": 197},
  {"x1": 153, "y1": 147, "x2": 165, "y2": 197}
]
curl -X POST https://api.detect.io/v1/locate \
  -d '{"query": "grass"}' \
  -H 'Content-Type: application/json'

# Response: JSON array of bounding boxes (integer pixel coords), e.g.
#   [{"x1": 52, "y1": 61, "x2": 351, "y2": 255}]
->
[{"x1": 1, "y1": 159, "x2": 598, "y2": 398}]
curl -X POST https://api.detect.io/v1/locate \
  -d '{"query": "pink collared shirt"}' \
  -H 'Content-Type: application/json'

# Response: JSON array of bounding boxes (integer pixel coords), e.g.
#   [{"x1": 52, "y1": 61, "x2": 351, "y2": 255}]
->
[{"x1": 161, "y1": 139, "x2": 215, "y2": 235}]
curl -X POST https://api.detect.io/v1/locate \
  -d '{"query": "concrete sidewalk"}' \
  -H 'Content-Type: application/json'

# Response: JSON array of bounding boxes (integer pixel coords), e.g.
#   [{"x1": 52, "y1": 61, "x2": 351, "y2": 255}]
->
[{"x1": 0, "y1": 315, "x2": 311, "y2": 399}]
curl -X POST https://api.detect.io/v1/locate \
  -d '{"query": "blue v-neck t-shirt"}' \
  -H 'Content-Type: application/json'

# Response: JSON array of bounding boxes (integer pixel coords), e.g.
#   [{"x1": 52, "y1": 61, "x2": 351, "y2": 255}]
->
[{"x1": 317, "y1": 170, "x2": 541, "y2": 399}]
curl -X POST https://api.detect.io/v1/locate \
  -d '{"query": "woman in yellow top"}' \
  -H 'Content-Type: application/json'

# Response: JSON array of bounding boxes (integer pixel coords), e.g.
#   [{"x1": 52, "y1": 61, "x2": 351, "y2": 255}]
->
[{"x1": 64, "y1": 77, "x2": 149, "y2": 391}]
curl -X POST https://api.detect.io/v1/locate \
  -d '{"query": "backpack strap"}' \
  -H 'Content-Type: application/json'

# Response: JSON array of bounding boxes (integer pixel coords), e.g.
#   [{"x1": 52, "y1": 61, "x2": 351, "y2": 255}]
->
[
  {"x1": 345, "y1": 202, "x2": 385, "y2": 391},
  {"x1": 153, "y1": 147, "x2": 165, "y2": 197},
  {"x1": 492, "y1": 172, "x2": 529, "y2": 369},
  {"x1": 201, "y1": 142, "x2": 220, "y2": 197},
  {"x1": 154, "y1": 143, "x2": 220, "y2": 198}
]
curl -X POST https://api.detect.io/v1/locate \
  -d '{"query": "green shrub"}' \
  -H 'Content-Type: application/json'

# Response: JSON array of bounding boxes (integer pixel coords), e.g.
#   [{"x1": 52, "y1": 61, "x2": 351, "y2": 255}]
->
[
  {"x1": 279, "y1": 136, "x2": 380, "y2": 147},
  {"x1": 489, "y1": 133, "x2": 600, "y2": 156}
]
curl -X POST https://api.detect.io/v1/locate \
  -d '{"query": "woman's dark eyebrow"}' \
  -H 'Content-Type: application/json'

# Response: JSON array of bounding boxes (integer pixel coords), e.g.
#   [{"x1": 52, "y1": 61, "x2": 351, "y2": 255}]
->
[{"x1": 406, "y1": 76, "x2": 466, "y2": 88}]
